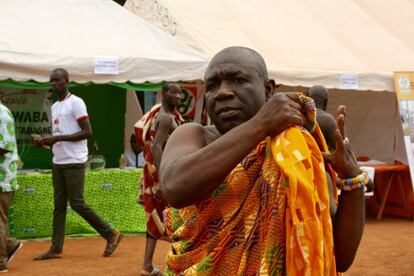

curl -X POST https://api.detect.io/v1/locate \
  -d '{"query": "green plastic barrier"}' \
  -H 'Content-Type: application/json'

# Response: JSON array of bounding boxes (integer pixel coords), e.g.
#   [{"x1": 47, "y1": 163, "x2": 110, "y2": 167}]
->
[{"x1": 11, "y1": 169, "x2": 145, "y2": 239}]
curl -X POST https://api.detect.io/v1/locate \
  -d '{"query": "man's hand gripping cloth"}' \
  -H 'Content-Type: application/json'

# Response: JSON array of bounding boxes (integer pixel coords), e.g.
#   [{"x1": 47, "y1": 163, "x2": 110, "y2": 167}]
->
[
  {"x1": 271, "y1": 102, "x2": 339, "y2": 275},
  {"x1": 134, "y1": 103, "x2": 184, "y2": 239},
  {"x1": 165, "y1": 95, "x2": 339, "y2": 275}
]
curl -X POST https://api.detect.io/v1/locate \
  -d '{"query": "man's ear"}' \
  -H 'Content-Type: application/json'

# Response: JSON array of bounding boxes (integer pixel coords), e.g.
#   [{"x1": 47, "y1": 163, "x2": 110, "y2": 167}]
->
[{"x1": 265, "y1": 79, "x2": 276, "y2": 100}]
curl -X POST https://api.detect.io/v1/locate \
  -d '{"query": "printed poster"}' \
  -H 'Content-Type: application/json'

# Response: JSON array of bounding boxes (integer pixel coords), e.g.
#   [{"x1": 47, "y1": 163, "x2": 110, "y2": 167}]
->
[
  {"x1": 178, "y1": 84, "x2": 199, "y2": 121},
  {"x1": 0, "y1": 87, "x2": 53, "y2": 157},
  {"x1": 155, "y1": 83, "x2": 203, "y2": 122},
  {"x1": 394, "y1": 71, "x2": 414, "y2": 188}
]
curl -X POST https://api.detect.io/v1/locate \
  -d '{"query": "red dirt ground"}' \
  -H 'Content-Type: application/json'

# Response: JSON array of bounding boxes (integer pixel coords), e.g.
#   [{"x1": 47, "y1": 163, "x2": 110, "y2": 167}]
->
[{"x1": 6, "y1": 216, "x2": 414, "y2": 275}]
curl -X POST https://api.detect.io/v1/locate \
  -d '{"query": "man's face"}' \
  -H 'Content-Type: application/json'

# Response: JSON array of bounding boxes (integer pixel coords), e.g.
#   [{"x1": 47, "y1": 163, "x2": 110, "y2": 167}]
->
[
  {"x1": 164, "y1": 85, "x2": 182, "y2": 107},
  {"x1": 50, "y1": 71, "x2": 67, "y2": 93},
  {"x1": 204, "y1": 50, "x2": 267, "y2": 134}
]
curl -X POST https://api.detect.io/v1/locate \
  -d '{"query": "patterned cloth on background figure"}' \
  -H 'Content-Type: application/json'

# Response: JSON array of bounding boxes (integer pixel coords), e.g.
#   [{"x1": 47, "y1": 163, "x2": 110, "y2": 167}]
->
[
  {"x1": 0, "y1": 103, "x2": 21, "y2": 271},
  {"x1": 134, "y1": 103, "x2": 184, "y2": 239},
  {"x1": 0, "y1": 104, "x2": 18, "y2": 193},
  {"x1": 165, "y1": 95, "x2": 341, "y2": 275}
]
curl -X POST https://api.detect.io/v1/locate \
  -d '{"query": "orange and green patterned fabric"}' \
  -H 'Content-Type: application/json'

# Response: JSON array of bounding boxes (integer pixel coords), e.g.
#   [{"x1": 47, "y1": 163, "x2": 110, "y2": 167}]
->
[{"x1": 165, "y1": 95, "x2": 340, "y2": 275}]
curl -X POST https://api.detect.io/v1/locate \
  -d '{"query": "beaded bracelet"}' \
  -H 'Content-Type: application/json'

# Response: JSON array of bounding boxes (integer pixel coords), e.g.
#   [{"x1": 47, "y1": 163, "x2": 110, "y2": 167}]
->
[{"x1": 336, "y1": 171, "x2": 369, "y2": 191}]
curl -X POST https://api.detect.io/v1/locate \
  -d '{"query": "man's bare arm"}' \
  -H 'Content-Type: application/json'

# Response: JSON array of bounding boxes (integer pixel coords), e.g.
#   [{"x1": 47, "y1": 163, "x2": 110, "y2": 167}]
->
[
  {"x1": 326, "y1": 160, "x2": 364, "y2": 273},
  {"x1": 334, "y1": 185, "x2": 365, "y2": 272},
  {"x1": 324, "y1": 114, "x2": 338, "y2": 152},
  {"x1": 151, "y1": 116, "x2": 173, "y2": 171},
  {"x1": 33, "y1": 119, "x2": 92, "y2": 146},
  {"x1": 160, "y1": 121, "x2": 265, "y2": 208},
  {"x1": 160, "y1": 93, "x2": 304, "y2": 208},
  {"x1": 325, "y1": 106, "x2": 365, "y2": 272}
]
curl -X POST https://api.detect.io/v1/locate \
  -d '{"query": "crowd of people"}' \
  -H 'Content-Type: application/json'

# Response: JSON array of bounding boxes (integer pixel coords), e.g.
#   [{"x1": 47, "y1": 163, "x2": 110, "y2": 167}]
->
[{"x1": 0, "y1": 46, "x2": 368, "y2": 275}]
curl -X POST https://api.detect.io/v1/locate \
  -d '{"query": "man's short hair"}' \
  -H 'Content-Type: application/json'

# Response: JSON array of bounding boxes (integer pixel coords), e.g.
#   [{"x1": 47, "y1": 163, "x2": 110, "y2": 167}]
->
[
  {"x1": 309, "y1": 85, "x2": 328, "y2": 109},
  {"x1": 162, "y1": 82, "x2": 180, "y2": 94},
  {"x1": 215, "y1": 46, "x2": 269, "y2": 81},
  {"x1": 52, "y1": 68, "x2": 69, "y2": 81}
]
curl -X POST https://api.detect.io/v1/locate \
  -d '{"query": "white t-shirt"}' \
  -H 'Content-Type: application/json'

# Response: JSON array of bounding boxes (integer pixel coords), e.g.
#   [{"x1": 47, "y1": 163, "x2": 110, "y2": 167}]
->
[{"x1": 51, "y1": 94, "x2": 89, "y2": 164}]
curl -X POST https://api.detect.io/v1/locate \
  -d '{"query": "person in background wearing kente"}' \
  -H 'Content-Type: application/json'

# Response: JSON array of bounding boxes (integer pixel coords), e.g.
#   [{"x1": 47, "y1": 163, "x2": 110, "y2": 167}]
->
[
  {"x1": 134, "y1": 82, "x2": 184, "y2": 276},
  {"x1": 309, "y1": 85, "x2": 337, "y2": 151},
  {"x1": 33, "y1": 68, "x2": 122, "y2": 260},
  {"x1": 0, "y1": 100, "x2": 23, "y2": 272}
]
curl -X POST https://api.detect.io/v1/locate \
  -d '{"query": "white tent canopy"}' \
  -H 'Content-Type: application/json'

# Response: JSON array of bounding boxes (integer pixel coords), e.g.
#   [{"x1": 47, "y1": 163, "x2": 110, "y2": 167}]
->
[
  {"x1": 126, "y1": 0, "x2": 414, "y2": 163},
  {"x1": 126, "y1": 0, "x2": 414, "y2": 91},
  {"x1": 0, "y1": 0, "x2": 208, "y2": 83}
]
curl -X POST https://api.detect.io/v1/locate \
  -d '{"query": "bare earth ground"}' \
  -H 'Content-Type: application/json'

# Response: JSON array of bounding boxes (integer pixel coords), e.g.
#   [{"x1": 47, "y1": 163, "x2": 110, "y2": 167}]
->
[{"x1": 6, "y1": 216, "x2": 414, "y2": 276}]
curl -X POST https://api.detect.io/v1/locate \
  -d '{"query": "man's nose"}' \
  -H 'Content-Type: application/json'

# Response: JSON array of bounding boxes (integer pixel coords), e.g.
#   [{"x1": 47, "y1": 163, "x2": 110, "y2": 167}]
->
[{"x1": 214, "y1": 82, "x2": 234, "y2": 100}]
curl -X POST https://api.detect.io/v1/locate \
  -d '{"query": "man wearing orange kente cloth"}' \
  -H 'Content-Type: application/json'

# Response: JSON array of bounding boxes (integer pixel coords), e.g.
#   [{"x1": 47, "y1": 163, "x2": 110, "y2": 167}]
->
[{"x1": 159, "y1": 47, "x2": 366, "y2": 275}]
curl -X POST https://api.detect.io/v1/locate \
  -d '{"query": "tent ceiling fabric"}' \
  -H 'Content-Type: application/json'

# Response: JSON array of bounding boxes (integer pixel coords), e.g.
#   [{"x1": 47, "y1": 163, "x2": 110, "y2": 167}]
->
[
  {"x1": 0, "y1": 0, "x2": 208, "y2": 83},
  {"x1": 125, "y1": 0, "x2": 414, "y2": 91}
]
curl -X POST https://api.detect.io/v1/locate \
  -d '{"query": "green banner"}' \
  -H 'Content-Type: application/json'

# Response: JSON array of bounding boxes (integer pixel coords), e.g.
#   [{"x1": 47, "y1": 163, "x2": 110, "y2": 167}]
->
[{"x1": 0, "y1": 79, "x2": 163, "y2": 91}]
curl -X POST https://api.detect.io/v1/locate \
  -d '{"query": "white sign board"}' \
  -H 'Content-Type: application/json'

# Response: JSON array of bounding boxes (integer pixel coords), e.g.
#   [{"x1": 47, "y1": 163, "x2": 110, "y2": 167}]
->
[
  {"x1": 94, "y1": 56, "x2": 119, "y2": 75},
  {"x1": 340, "y1": 73, "x2": 359, "y2": 89}
]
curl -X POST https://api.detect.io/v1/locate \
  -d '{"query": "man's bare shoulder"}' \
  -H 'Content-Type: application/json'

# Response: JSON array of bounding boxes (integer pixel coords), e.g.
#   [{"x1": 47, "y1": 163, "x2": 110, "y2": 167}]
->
[
  {"x1": 156, "y1": 113, "x2": 174, "y2": 123},
  {"x1": 317, "y1": 110, "x2": 336, "y2": 126},
  {"x1": 317, "y1": 109, "x2": 335, "y2": 119},
  {"x1": 171, "y1": 123, "x2": 220, "y2": 146},
  {"x1": 155, "y1": 113, "x2": 176, "y2": 131}
]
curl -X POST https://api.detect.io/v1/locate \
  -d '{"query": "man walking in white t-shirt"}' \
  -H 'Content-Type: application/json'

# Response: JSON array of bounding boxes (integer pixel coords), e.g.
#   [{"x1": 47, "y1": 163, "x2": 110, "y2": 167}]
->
[{"x1": 33, "y1": 68, "x2": 122, "y2": 260}]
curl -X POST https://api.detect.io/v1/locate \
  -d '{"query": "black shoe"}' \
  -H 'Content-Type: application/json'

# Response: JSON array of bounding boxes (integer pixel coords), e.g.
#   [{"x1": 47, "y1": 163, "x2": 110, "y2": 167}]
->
[{"x1": 7, "y1": 242, "x2": 23, "y2": 264}]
